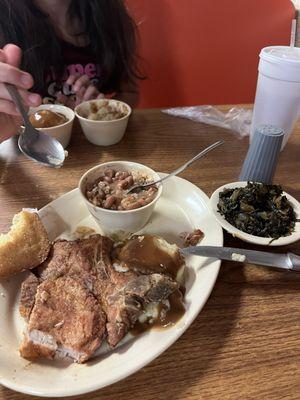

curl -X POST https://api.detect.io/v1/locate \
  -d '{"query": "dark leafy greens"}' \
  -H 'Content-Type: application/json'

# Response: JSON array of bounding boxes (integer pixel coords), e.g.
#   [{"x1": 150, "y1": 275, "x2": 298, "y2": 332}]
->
[{"x1": 217, "y1": 182, "x2": 295, "y2": 239}]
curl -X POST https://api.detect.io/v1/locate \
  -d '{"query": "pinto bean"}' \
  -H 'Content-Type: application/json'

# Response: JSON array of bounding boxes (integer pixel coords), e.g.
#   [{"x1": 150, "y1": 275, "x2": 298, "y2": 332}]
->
[
  {"x1": 125, "y1": 175, "x2": 134, "y2": 186},
  {"x1": 115, "y1": 171, "x2": 130, "y2": 180},
  {"x1": 145, "y1": 187, "x2": 158, "y2": 202},
  {"x1": 121, "y1": 195, "x2": 141, "y2": 210},
  {"x1": 137, "y1": 196, "x2": 148, "y2": 207},
  {"x1": 117, "y1": 175, "x2": 134, "y2": 190},
  {"x1": 104, "y1": 168, "x2": 116, "y2": 178},
  {"x1": 147, "y1": 186, "x2": 158, "y2": 195},
  {"x1": 97, "y1": 189, "x2": 105, "y2": 199},
  {"x1": 104, "y1": 176, "x2": 113, "y2": 183},
  {"x1": 103, "y1": 195, "x2": 117, "y2": 209},
  {"x1": 116, "y1": 179, "x2": 127, "y2": 190}
]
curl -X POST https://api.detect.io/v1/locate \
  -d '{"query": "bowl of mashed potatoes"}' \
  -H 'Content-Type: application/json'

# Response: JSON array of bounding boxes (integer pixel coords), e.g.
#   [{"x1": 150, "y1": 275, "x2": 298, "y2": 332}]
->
[{"x1": 75, "y1": 99, "x2": 131, "y2": 146}]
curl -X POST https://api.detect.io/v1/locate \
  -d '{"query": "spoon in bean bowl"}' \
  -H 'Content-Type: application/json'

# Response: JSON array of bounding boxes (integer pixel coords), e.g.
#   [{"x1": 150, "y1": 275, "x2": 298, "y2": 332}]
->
[
  {"x1": 126, "y1": 140, "x2": 224, "y2": 194},
  {"x1": 5, "y1": 83, "x2": 65, "y2": 168}
]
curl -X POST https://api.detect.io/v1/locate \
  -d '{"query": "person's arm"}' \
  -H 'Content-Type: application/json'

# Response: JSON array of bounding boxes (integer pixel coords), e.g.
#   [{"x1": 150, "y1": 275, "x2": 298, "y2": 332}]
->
[{"x1": 114, "y1": 79, "x2": 140, "y2": 108}]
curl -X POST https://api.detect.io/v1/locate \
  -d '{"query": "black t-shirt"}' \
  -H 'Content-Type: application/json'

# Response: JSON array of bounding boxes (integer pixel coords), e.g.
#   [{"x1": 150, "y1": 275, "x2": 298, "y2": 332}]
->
[{"x1": 42, "y1": 40, "x2": 105, "y2": 108}]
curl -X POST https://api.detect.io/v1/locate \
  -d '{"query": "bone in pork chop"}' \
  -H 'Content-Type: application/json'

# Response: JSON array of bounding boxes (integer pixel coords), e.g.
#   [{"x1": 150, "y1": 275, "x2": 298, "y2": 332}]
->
[
  {"x1": 98, "y1": 270, "x2": 178, "y2": 347},
  {"x1": 92, "y1": 234, "x2": 182, "y2": 346}
]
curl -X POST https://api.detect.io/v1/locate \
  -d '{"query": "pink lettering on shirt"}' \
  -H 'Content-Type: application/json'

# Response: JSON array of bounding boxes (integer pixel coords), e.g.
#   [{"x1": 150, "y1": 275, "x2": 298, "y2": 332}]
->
[
  {"x1": 84, "y1": 63, "x2": 97, "y2": 78},
  {"x1": 67, "y1": 64, "x2": 84, "y2": 76}
]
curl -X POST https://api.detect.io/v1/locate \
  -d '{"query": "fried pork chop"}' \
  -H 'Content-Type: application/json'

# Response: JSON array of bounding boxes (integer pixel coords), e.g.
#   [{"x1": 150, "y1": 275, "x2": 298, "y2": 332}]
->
[
  {"x1": 99, "y1": 270, "x2": 178, "y2": 347},
  {"x1": 20, "y1": 276, "x2": 106, "y2": 363},
  {"x1": 19, "y1": 234, "x2": 183, "y2": 362},
  {"x1": 19, "y1": 272, "x2": 40, "y2": 321}
]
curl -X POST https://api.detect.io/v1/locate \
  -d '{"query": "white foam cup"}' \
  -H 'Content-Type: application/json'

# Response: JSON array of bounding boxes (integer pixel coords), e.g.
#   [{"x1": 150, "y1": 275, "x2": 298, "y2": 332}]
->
[{"x1": 251, "y1": 46, "x2": 300, "y2": 149}]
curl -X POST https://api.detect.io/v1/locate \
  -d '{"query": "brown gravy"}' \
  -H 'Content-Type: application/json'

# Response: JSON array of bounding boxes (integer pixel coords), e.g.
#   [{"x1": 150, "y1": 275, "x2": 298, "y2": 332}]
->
[
  {"x1": 29, "y1": 110, "x2": 68, "y2": 128},
  {"x1": 116, "y1": 235, "x2": 183, "y2": 279},
  {"x1": 131, "y1": 290, "x2": 185, "y2": 335}
]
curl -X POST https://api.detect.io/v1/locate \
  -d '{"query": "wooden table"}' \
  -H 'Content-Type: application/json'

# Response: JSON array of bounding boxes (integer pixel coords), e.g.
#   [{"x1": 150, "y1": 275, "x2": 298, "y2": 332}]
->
[{"x1": 0, "y1": 107, "x2": 299, "y2": 400}]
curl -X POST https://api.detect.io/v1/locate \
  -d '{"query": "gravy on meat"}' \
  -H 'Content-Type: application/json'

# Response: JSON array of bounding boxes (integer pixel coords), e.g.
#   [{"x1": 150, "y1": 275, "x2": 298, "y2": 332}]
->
[
  {"x1": 116, "y1": 235, "x2": 186, "y2": 334},
  {"x1": 116, "y1": 235, "x2": 183, "y2": 279}
]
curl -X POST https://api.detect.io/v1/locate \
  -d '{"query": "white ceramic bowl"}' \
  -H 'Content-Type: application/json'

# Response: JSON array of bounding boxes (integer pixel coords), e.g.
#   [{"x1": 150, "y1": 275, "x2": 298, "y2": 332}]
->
[
  {"x1": 79, "y1": 161, "x2": 162, "y2": 234},
  {"x1": 74, "y1": 99, "x2": 131, "y2": 146},
  {"x1": 210, "y1": 181, "x2": 300, "y2": 246},
  {"x1": 29, "y1": 104, "x2": 75, "y2": 149}
]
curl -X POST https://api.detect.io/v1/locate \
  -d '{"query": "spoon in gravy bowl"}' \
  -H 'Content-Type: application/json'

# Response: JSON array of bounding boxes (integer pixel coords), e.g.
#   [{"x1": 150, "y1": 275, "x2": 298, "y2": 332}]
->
[{"x1": 5, "y1": 83, "x2": 65, "y2": 168}]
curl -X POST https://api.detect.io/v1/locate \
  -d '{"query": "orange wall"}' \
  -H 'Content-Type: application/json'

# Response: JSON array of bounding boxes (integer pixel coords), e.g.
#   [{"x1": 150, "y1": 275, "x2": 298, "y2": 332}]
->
[{"x1": 127, "y1": 0, "x2": 295, "y2": 108}]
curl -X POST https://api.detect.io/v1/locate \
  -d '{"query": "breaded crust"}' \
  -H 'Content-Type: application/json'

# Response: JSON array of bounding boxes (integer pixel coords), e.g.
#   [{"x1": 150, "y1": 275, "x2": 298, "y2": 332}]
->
[
  {"x1": 19, "y1": 276, "x2": 106, "y2": 363},
  {"x1": 0, "y1": 211, "x2": 50, "y2": 279}
]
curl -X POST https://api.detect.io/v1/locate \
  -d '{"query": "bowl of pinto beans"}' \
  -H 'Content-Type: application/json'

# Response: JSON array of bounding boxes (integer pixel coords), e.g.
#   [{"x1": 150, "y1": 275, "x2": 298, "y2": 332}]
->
[{"x1": 79, "y1": 161, "x2": 162, "y2": 234}]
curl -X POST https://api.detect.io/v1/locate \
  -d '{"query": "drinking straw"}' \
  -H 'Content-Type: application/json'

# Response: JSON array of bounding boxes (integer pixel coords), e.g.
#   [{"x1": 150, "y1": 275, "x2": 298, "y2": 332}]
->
[{"x1": 290, "y1": 19, "x2": 297, "y2": 48}]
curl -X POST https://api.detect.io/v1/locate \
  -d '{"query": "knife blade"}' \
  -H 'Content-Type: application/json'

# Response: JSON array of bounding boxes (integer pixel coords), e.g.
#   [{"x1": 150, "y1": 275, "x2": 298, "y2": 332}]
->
[{"x1": 180, "y1": 246, "x2": 300, "y2": 272}]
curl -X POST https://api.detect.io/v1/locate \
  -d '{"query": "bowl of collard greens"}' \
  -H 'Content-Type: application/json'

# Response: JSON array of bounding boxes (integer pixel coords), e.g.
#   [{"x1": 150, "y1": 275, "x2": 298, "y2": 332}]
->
[{"x1": 210, "y1": 181, "x2": 300, "y2": 246}]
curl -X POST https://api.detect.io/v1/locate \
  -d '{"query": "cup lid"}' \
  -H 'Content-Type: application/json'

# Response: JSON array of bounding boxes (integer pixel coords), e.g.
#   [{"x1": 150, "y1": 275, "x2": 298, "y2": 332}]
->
[{"x1": 260, "y1": 46, "x2": 300, "y2": 65}]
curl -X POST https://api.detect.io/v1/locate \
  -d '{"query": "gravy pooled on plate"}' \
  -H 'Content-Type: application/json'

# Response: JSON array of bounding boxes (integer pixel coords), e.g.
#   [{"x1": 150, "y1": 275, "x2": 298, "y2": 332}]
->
[{"x1": 29, "y1": 110, "x2": 68, "y2": 128}]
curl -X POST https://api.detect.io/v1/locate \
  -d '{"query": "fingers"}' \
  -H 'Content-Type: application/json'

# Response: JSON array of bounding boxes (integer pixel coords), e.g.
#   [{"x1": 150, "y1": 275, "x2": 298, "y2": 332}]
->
[
  {"x1": 0, "y1": 83, "x2": 41, "y2": 107},
  {"x1": 83, "y1": 84, "x2": 99, "y2": 101},
  {"x1": 0, "y1": 49, "x2": 7, "y2": 63},
  {"x1": 66, "y1": 73, "x2": 90, "y2": 90},
  {"x1": 0, "y1": 62, "x2": 33, "y2": 89},
  {"x1": 65, "y1": 73, "x2": 79, "y2": 86},
  {"x1": 66, "y1": 73, "x2": 104, "y2": 104},
  {"x1": 0, "y1": 44, "x2": 39, "y2": 123},
  {"x1": 72, "y1": 74, "x2": 90, "y2": 92},
  {"x1": 74, "y1": 87, "x2": 86, "y2": 106},
  {"x1": 3, "y1": 44, "x2": 22, "y2": 67},
  {"x1": 0, "y1": 98, "x2": 21, "y2": 115}
]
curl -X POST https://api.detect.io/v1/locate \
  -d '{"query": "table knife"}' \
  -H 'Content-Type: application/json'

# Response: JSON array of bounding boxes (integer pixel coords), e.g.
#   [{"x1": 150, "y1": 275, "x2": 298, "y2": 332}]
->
[{"x1": 180, "y1": 246, "x2": 300, "y2": 272}]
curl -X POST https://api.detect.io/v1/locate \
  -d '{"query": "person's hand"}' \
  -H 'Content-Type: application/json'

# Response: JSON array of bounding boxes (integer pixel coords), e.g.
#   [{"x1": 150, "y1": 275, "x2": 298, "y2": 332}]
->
[
  {"x1": 0, "y1": 44, "x2": 41, "y2": 143},
  {"x1": 66, "y1": 74, "x2": 104, "y2": 106}
]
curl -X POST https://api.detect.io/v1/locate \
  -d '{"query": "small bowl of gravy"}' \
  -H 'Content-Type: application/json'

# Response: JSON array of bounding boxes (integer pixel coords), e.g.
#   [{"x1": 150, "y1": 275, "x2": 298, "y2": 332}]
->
[{"x1": 28, "y1": 105, "x2": 75, "y2": 148}]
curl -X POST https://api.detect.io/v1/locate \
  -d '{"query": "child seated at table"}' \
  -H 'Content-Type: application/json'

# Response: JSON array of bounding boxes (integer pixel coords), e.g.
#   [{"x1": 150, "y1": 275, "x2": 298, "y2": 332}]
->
[{"x1": 0, "y1": 0, "x2": 141, "y2": 142}]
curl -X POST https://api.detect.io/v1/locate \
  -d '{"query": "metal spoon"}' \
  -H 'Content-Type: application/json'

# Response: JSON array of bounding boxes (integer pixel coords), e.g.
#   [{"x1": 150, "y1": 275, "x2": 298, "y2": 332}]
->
[
  {"x1": 127, "y1": 140, "x2": 224, "y2": 194},
  {"x1": 5, "y1": 83, "x2": 65, "y2": 168}
]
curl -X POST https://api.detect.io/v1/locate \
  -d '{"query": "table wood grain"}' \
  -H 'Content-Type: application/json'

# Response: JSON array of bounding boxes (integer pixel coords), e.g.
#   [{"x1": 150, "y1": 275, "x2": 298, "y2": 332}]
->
[{"x1": 0, "y1": 107, "x2": 299, "y2": 400}]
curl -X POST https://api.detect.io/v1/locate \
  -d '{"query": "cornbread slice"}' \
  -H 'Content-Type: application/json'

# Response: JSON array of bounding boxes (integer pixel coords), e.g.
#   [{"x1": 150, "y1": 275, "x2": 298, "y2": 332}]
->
[{"x1": 0, "y1": 211, "x2": 50, "y2": 279}]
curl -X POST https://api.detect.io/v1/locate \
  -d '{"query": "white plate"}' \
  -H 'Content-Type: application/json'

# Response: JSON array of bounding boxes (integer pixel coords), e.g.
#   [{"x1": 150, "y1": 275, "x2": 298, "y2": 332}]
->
[
  {"x1": 0, "y1": 174, "x2": 223, "y2": 397},
  {"x1": 210, "y1": 181, "x2": 300, "y2": 246}
]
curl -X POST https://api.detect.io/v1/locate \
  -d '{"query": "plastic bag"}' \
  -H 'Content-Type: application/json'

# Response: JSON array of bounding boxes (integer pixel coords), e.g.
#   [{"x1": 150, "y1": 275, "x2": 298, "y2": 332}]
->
[{"x1": 162, "y1": 105, "x2": 252, "y2": 138}]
